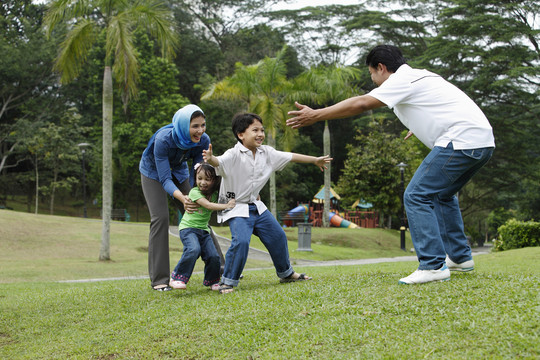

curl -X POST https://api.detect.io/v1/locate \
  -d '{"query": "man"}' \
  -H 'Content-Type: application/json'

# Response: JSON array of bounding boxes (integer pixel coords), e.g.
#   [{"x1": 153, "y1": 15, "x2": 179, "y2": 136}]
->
[{"x1": 287, "y1": 45, "x2": 495, "y2": 284}]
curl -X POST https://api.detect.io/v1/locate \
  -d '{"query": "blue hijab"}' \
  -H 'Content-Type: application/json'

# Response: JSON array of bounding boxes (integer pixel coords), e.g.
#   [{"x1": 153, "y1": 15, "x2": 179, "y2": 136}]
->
[{"x1": 172, "y1": 104, "x2": 205, "y2": 149}]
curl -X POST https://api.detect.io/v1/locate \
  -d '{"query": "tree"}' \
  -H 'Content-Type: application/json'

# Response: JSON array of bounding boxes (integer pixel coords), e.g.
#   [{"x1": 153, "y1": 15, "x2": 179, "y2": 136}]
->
[
  {"x1": 0, "y1": 0, "x2": 58, "y2": 175},
  {"x1": 336, "y1": 119, "x2": 419, "y2": 228},
  {"x1": 44, "y1": 0, "x2": 178, "y2": 260},
  {"x1": 289, "y1": 64, "x2": 362, "y2": 226}
]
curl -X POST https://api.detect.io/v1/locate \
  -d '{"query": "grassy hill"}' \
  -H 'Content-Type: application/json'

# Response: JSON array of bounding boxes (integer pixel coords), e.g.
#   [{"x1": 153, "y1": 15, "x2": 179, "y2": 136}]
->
[
  {"x1": 0, "y1": 209, "x2": 412, "y2": 283},
  {"x1": 1, "y1": 209, "x2": 539, "y2": 359}
]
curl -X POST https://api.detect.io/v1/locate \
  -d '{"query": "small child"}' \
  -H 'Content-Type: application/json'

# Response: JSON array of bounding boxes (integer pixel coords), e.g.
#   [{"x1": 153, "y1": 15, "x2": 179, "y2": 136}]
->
[
  {"x1": 203, "y1": 112, "x2": 332, "y2": 294},
  {"x1": 169, "y1": 163, "x2": 236, "y2": 290}
]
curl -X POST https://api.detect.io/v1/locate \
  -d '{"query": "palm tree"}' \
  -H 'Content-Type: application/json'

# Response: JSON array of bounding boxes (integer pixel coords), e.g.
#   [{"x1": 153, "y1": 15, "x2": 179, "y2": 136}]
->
[
  {"x1": 202, "y1": 47, "x2": 294, "y2": 217},
  {"x1": 289, "y1": 65, "x2": 362, "y2": 226},
  {"x1": 44, "y1": 0, "x2": 178, "y2": 260}
]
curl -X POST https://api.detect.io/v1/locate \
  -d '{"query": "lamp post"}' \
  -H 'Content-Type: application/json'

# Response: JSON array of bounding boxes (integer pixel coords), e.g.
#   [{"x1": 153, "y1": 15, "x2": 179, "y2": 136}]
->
[
  {"x1": 396, "y1": 162, "x2": 408, "y2": 251},
  {"x1": 77, "y1": 143, "x2": 91, "y2": 218}
]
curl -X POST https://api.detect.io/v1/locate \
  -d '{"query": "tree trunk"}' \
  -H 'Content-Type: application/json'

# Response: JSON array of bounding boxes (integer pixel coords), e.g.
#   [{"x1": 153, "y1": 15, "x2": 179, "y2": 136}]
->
[
  {"x1": 268, "y1": 132, "x2": 277, "y2": 218},
  {"x1": 100, "y1": 66, "x2": 113, "y2": 261},
  {"x1": 49, "y1": 169, "x2": 57, "y2": 215},
  {"x1": 323, "y1": 121, "x2": 330, "y2": 228},
  {"x1": 34, "y1": 155, "x2": 38, "y2": 215}
]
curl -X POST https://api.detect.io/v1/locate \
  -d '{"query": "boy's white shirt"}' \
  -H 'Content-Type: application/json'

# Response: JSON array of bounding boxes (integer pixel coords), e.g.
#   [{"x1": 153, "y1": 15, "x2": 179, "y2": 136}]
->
[{"x1": 215, "y1": 142, "x2": 293, "y2": 223}]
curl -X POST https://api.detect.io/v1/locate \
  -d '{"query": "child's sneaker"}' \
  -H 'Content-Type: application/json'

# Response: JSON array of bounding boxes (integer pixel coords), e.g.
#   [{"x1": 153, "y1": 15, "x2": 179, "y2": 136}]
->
[
  {"x1": 398, "y1": 264, "x2": 450, "y2": 284},
  {"x1": 169, "y1": 279, "x2": 187, "y2": 289},
  {"x1": 446, "y1": 256, "x2": 475, "y2": 272},
  {"x1": 210, "y1": 283, "x2": 220, "y2": 291}
]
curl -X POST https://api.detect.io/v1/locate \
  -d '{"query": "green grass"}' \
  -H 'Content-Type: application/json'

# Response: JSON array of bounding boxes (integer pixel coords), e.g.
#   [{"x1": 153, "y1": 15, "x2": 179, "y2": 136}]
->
[
  {"x1": 0, "y1": 210, "x2": 412, "y2": 283},
  {"x1": 1, "y1": 209, "x2": 538, "y2": 359}
]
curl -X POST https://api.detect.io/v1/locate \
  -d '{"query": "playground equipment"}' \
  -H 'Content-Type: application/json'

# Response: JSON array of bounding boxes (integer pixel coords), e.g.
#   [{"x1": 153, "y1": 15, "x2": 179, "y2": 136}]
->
[
  {"x1": 282, "y1": 204, "x2": 309, "y2": 227},
  {"x1": 329, "y1": 211, "x2": 358, "y2": 229}
]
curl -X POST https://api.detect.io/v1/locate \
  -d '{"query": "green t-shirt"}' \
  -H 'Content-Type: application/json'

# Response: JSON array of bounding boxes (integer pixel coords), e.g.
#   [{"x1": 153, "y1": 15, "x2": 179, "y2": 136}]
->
[{"x1": 179, "y1": 187, "x2": 217, "y2": 233}]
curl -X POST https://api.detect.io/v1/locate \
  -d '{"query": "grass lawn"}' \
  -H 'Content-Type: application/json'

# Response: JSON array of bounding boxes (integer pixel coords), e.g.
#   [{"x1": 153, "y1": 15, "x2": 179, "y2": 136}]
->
[{"x1": 0, "y1": 210, "x2": 538, "y2": 359}]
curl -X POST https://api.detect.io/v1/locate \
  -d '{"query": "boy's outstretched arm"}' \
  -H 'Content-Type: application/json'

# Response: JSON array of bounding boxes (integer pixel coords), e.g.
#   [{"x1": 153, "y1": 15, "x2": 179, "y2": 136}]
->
[
  {"x1": 203, "y1": 144, "x2": 219, "y2": 167},
  {"x1": 291, "y1": 153, "x2": 333, "y2": 172}
]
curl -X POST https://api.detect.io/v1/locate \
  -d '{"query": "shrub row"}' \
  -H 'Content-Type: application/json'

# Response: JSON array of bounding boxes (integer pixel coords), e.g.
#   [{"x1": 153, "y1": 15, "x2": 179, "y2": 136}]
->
[{"x1": 494, "y1": 219, "x2": 540, "y2": 251}]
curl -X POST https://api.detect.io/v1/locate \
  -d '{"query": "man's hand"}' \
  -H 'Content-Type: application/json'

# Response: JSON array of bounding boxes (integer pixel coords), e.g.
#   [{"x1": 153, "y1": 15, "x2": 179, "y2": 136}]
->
[{"x1": 286, "y1": 102, "x2": 319, "y2": 129}]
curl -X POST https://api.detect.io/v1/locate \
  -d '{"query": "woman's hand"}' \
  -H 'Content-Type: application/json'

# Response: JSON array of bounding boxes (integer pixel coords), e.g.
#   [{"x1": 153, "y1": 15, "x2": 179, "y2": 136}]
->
[{"x1": 183, "y1": 196, "x2": 199, "y2": 213}]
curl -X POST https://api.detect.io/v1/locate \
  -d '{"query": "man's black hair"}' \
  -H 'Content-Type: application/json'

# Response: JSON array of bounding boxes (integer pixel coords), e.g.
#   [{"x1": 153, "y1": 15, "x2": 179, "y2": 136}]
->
[
  {"x1": 231, "y1": 113, "x2": 263, "y2": 144},
  {"x1": 365, "y1": 45, "x2": 407, "y2": 72}
]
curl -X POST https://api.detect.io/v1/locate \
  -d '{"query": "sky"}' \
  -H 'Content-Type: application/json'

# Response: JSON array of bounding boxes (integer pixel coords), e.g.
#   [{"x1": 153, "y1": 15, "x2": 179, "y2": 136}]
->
[{"x1": 272, "y1": 0, "x2": 361, "y2": 10}]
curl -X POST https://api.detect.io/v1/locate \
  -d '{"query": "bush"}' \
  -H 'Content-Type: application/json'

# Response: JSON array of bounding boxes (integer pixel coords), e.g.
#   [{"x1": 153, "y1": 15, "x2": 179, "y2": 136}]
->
[{"x1": 494, "y1": 219, "x2": 540, "y2": 251}]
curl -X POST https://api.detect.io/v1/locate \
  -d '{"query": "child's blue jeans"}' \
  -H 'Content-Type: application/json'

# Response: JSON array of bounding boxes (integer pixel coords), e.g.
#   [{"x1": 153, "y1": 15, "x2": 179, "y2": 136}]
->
[
  {"x1": 171, "y1": 228, "x2": 221, "y2": 286},
  {"x1": 221, "y1": 205, "x2": 294, "y2": 287}
]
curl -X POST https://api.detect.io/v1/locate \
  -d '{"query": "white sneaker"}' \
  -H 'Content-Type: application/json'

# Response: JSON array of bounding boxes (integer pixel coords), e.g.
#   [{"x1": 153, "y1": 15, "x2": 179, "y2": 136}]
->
[
  {"x1": 169, "y1": 279, "x2": 187, "y2": 289},
  {"x1": 398, "y1": 264, "x2": 450, "y2": 284},
  {"x1": 446, "y1": 256, "x2": 474, "y2": 272}
]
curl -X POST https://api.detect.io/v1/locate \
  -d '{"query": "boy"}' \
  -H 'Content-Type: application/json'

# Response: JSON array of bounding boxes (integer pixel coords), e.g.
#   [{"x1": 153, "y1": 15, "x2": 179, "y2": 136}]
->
[{"x1": 203, "y1": 113, "x2": 332, "y2": 294}]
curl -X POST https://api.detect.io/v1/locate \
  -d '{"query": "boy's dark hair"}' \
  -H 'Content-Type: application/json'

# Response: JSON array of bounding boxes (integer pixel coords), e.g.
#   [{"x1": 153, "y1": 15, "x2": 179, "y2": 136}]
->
[
  {"x1": 365, "y1": 45, "x2": 407, "y2": 72},
  {"x1": 231, "y1": 113, "x2": 263, "y2": 143},
  {"x1": 195, "y1": 163, "x2": 220, "y2": 196}
]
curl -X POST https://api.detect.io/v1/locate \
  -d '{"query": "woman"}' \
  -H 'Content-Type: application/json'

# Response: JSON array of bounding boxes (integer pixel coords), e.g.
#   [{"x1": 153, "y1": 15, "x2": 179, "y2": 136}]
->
[{"x1": 139, "y1": 104, "x2": 209, "y2": 291}]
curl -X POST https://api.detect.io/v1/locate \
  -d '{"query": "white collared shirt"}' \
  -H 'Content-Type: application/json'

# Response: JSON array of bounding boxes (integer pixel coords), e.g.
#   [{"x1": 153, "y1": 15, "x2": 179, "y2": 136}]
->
[
  {"x1": 215, "y1": 142, "x2": 292, "y2": 223},
  {"x1": 369, "y1": 64, "x2": 495, "y2": 150}
]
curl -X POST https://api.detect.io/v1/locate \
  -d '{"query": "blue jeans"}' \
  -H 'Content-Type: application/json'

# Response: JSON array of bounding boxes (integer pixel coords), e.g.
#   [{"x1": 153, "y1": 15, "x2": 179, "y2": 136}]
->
[
  {"x1": 404, "y1": 142, "x2": 494, "y2": 270},
  {"x1": 171, "y1": 228, "x2": 221, "y2": 286},
  {"x1": 222, "y1": 205, "x2": 294, "y2": 287}
]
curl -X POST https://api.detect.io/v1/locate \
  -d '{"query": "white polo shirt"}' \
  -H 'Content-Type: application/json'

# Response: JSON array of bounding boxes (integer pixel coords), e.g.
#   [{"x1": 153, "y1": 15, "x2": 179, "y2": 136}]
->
[
  {"x1": 215, "y1": 142, "x2": 293, "y2": 223},
  {"x1": 368, "y1": 64, "x2": 495, "y2": 150}
]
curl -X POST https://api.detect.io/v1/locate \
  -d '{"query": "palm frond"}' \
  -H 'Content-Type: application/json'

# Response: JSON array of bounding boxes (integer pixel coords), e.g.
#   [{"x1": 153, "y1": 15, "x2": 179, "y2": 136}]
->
[
  {"x1": 128, "y1": 0, "x2": 179, "y2": 59},
  {"x1": 107, "y1": 14, "x2": 139, "y2": 102},
  {"x1": 44, "y1": 0, "x2": 95, "y2": 37},
  {"x1": 54, "y1": 19, "x2": 96, "y2": 83}
]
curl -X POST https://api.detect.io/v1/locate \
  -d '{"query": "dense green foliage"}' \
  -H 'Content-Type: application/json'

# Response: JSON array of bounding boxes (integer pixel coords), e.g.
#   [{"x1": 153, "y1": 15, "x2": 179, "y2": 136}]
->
[
  {"x1": 1, "y1": 0, "x2": 538, "y2": 242},
  {"x1": 494, "y1": 219, "x2": 540, "y2": 251}
]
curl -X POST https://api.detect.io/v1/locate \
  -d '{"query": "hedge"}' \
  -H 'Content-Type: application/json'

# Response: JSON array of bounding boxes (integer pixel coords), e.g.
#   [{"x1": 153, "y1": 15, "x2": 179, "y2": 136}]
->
[{"x1": 494, "y1": 219, "x2": 540, "y2": 251}]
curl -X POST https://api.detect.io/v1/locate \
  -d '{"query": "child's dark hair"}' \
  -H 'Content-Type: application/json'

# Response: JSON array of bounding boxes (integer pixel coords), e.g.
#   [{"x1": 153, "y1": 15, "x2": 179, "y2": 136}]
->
[
  {"x1": 195, "y1": 163, "x2": 220, "y2": 196},
  {"x1": 231, "y1": 113, "x2": 263, "y2": 143}
]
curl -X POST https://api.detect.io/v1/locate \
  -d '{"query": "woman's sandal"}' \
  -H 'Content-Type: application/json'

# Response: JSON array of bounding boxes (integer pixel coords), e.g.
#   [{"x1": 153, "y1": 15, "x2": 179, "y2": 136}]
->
[
  {"x1": 152, "y1": 284, "x2": 172, "y2": 292},
  {"x1": 218, "y1": 284, "x2": 234, "y2": 294},
  {"x1": 280, "y1": 273, "x2": 312, "y2": 283}
]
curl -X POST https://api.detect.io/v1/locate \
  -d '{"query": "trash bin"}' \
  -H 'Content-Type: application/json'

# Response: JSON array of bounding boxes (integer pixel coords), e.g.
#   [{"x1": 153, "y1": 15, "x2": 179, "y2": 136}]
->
[{"x1": 297, "y1": 223, "x2": 313, "y2": 252}]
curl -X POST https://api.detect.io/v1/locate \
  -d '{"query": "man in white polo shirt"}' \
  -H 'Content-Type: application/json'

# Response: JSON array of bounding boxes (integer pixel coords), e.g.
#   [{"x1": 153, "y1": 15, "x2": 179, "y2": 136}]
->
[{"x1": 287, "y1": 45, "x2": 495, "y2": 284}]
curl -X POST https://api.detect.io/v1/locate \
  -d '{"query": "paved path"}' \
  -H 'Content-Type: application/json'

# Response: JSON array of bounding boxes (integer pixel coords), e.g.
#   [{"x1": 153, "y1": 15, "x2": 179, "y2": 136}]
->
[{"x1": 58, "y1": 228, "x2": 491, "y2": 283}]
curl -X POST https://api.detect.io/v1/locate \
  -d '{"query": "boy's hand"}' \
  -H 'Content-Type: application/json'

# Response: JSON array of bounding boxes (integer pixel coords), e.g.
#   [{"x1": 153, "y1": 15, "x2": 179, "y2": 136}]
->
[
  {"x1": 203, "y1": 144, "x2": 213, "y2": 162},
  {"x1": 315, "y1": 155, "x2": 333, "y2": 171},
  {"x1": 226, "y1": 199, "x2": 236, "y2": 209}
]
